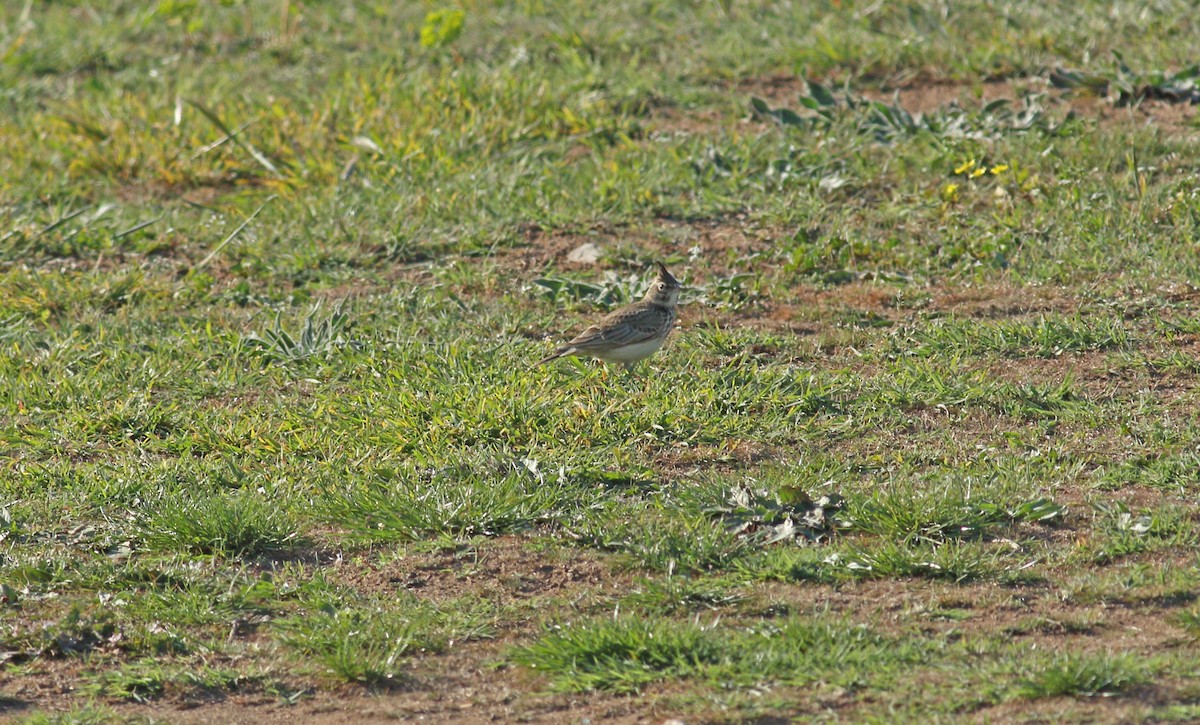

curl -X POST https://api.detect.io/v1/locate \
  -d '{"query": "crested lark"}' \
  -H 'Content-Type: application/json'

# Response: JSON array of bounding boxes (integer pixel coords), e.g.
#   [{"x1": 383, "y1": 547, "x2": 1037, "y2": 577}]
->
[{"x1": 536, "y1": 262, "x2": 681, "y2": 372}]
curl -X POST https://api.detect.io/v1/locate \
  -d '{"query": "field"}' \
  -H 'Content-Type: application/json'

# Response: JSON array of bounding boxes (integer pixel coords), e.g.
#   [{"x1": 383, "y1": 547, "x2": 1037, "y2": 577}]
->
[{"x1": 3, "y1": 1, "x2": 1200, "y2": 722}]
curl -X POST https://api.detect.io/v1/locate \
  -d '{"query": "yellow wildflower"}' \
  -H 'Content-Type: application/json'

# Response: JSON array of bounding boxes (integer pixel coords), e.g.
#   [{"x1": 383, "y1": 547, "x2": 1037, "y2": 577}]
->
[
  {"x1": 990, "y1": 164, "x2": 1010, "y2": 174},
  {"x1": 941, "y1": 183, "x2": 960, "y2": 203},
  {"x1": 970, "y1": 167, "x2": 986, "y2": 178},
  {"x1": 954, "y1": 159, "x2": 976, "y2": 175}
]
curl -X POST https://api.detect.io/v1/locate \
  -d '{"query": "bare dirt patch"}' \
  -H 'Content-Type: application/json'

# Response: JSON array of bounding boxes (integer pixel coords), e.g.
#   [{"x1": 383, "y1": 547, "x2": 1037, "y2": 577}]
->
[
  {"x1": 364, "y1": 640, "x2": 667, "y2": 725},
  {"x1": 727, "y1": 73, "x2": 1024, "y2": 115},
  {"x1": 864, "y1": 79, "x2": 1032, "y2": 115},
  {"x1": 706, "y1": 278, "x2": 1088, "y2": 343},
  {"x1": 659, "y1": 73, "x2": 1199, "y2": 137},
  {"x1": 928, "y1": 282, "x2": 1083, "y2": 319},
  {"x1": 733, "y1": 73, "x2": 816, "y2": 109},
  {"x1": 1069, "y1": 93, "x2": 1200, "y2": 135},
  {"x1": 653, "y1": 438, "x2": 773, "y2": 478},
  {"x1": 329, "y1": 535, "x2": 620, "y2": 608},
  {"x1": 489, "y1": 216, "x2": 773, "y2": 278},
  {"x1": 968, "y1": 697, "x2": 1149, "y2": 725},
  {"x1": 650, "y1": 105, "x2": 736, "y2": 136}
]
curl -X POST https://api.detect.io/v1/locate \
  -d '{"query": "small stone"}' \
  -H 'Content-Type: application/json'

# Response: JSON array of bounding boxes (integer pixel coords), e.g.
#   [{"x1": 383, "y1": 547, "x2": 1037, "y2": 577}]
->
[{"x1": 567, "y1": 242, "x2": 603, "y2": 264}]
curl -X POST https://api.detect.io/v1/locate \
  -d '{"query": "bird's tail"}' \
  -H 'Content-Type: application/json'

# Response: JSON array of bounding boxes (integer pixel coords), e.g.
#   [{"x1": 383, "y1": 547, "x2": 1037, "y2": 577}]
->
[{"x1": 533, "y1": 346, "x2": 576, "y2": 367}]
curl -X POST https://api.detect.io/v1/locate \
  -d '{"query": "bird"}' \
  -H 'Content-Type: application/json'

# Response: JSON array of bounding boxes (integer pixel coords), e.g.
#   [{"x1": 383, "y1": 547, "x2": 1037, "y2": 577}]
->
[{"x1": 535, "y1": 262, "x2": 681, "y2": 373}]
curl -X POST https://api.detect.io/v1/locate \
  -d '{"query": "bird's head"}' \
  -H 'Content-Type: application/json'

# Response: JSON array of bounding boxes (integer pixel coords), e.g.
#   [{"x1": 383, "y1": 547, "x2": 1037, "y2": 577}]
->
[{"x1": 644, "y1": 262, "x2": 681, "y2": 306}]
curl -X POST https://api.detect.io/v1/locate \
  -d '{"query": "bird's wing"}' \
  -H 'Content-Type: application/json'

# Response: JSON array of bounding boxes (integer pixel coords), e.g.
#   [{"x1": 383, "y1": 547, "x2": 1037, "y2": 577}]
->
[{"x1": 566, "y1": 305, "x2": 669, "y2": 350}]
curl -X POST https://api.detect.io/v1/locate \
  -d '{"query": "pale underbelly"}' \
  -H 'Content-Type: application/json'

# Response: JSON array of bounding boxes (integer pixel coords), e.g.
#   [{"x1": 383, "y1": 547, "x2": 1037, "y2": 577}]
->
[{"x1": 591, "y1": 337, "x2": 666, "y2": 363}]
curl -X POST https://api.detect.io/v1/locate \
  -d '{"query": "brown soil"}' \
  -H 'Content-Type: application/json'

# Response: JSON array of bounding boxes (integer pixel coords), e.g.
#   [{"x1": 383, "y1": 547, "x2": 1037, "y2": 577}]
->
[
  {"x1": 654, "y1": 73, "x2": 1200, "y2": 138},
  {"x1": 489, "y1": 215, "x2": 772, "y2": 278},
  {"x1": 12, "y1": 532, "x2": 1197, "y2": 723},
  {"x1": 735, "y1": 75, "x2": 1030, "y2": 116},
  {"x1": 328, "y1": 536, "x2": 621, "y2": 608}
]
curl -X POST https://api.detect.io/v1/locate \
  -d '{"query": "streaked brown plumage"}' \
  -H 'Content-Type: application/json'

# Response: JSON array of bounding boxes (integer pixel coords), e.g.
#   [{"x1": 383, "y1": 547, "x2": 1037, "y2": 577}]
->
[{"x1": 536, "y1": 262, "x2": 681, "y2": 372}]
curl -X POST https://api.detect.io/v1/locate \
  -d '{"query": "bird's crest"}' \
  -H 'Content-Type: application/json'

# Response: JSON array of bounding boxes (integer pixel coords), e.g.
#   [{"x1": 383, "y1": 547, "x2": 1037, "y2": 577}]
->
[{"x1": 655, "y1": 262, "x2": 680, "y2": 289}]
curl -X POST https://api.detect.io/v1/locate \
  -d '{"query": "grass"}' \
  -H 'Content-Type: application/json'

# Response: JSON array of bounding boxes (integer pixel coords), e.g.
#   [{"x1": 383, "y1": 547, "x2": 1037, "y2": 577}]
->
[
  {"x1": 136, "y1": 489, "x2": 304, "y2": 557},
  {"x1": 321, "y1": 456, "x2": 599, "y2": 542},
  {"x1": 5, "y1": 0, "x2": 1200, "y2": 721},
  {"x1": 895, "y1": 315, "x2": 1135, "y2": 359},
  {"x1": 80, "y1": 659, "x2": 271, "y2": 703},
  {"x1": 1015, "y1": 652, "x2": 1150, "y2": 699},
  {"x1": 16, "y1": 705, "x2": 121, "y2": 725},
  {"x1": 510, "y1": 614, "x2": 928, "y2": 694},
  {"x1": 272, "y1": 589, "x2": 495, "y2": 685}
]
